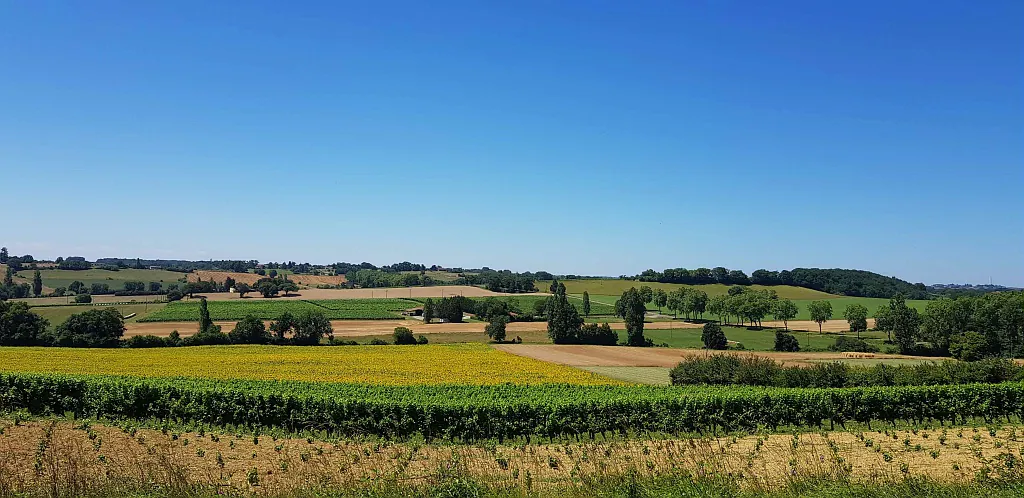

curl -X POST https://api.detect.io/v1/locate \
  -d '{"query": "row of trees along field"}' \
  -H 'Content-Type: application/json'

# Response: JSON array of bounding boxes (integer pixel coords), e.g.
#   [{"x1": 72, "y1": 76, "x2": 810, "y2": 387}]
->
[
  {"x1": 344, "y1": 268, "x2": 537, "y2": 293},
  {"x1": 631, "y1": 266, "x2": 928, "y2": 299}
]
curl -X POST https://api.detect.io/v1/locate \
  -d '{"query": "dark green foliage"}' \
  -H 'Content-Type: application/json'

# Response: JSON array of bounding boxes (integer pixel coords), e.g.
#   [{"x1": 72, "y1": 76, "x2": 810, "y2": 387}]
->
[
  {"x1": 292, "y1": 310, "x2": 331, "y2": 345},
  {"x1": 229, "y1": 315, "x2": 270, "y2": 344},
  {"x1": 422, "y1": 298, "x2": 435, "y2": 323},
  {"x1": 774, "y1": 331, "x2": 800, "y2": 352},
  {"x1": 616, "y1": 288, "x2": 648, "y2": 346},
  {"x1": 74, "y1": 293, "x2": 92, "y2": 303},
  {"x1": 950, "y1": 332, "x2": 988, "y2": 361},
  {"x1": 670, "y1": 355, "x2": 1024, "y2": 388},
  {"x1": 829, "y1": 336, "x2": 879, "y2": 353},
  {"x1": 31, "y1": 269, "x2": 42, "y2": 297},
  {"x1": 198, "y1": 298, "x2": 213, "y2": 334},
  {"x1": 368, "y1": 338, "x2": 389, "y2": 345},
  {"x1": 547, "y1": 287, "x2": 583, "y2": 344},
  {"x1": 165, "y1": 330, "x2": 181, "y2": 347},
  {"x1": 51, "y1": 308, "x2": 124, "y2": 348},
  {"x1": 7, "y1": 373, "x2": 1024, "y2": 440},
  {"x1": 808, "y1": 300, "x2": 833, "y2": 333},
  {"x1": 578, "y1": 323, "x2": 618, "y2": 345},
  {"x1": 582, "y1": 291, "x2": 591, "y2": 317},
  {"x1": 182, "y1": 326, "x2": 230, "y2": 346},
  {"x1": 701, "y1": 322, "x2": 727, "y2": 350},
  {"x1": 270, "y1": 312, "x2": 296, "y2": 341},
  {"x1": 0, "y1": 301, "x2": 49, "y2": 346},
  {"x1": 890, "y1": 294, "x2": 922, "y2": 354},
  {"x1": 416, "y1": 335, "x2": 429, "y2": 345},
  {"x1": 485, "y1": 315, "x2": 508, "y2": 342},
  {"x1": 124, "y1": 335, "x2": 171, "y2": 348},
  {"x1": 435, "y1": 297, "x2": 465, "y2": 323},
  {"x1": 393, "y1": 326, "x2": 416, "y2": 345}
]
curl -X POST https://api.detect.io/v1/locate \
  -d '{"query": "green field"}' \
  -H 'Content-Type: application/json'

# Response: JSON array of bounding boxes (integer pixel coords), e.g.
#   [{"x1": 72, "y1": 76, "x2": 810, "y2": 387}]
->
[
  {"x1": 139, "y1": 298, "x2": 419, "y2": 321},
  {"x1": 786, "y1": 297, "x2": 929, "y2": 320},
  {"x1": 14, "y1": 268, "x2": 186, "y2": 291},
  {"x1": 633, "y1": 326, "x2": 889, "y2": 351},
  {"x1": 545, "y1": 279, "x2": 838, "y2": 300},
  {"x1": 28, "y1": 303, "x2": 166, "y2": 327}
]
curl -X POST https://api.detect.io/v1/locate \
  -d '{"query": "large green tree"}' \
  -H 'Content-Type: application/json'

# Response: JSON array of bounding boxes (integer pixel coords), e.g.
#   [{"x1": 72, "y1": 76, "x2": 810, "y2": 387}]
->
[
  {"x1": 229, "y1": 315, "x2": 270, "y2": 344},
  {"x1": 844, "y1": 303, "x2": 869, "y2": 337},
  {"x1": 546, "y1": 285, "x2": 582, "y2": 344},
  {"x1": 701, "y1": 322, "x2": 727, "y2": 350},
  {"x1": 293, "y1": 310, "x2": 332, "y2": 345},
  {"x1": 808, "y1": 300, "x2": 833, "y2": 334},
  {"x1": 485, "y1": 315, "x2": 508, "y2": 342},
  {"x1": 0, "y1": 301, "x2": 48, "y2": 346},
  {"x1": 51, "y1": 308, "x2": 124, "y2": 347},
  {"x1": 422, "y1": 298, "x2": 435, "y2": 324},
  {"x1": 615, "y1": 287, "x2": 648, "y2": 346},
  {"x1": 773, "y1": 299, "x2": 798, "y2": 330},
  {"x1": 198, "y1": 298, "x2": 214, "y2": 334},
  {"x1": 582, "y1": 291, "x2": 591, "y2": 317},
  {"x1": 890, "y1": 295, "x2": 921, "y2": 354},
  {"x1": 654, "y1": 289, "x2": 668, "y2": 313}
]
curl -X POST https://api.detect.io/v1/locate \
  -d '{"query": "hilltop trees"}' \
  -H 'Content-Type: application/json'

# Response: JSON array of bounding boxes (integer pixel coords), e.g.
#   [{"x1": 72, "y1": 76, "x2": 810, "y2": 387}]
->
[{"x1": 808, "y1": 301, "x2": 833, "y2": 333}]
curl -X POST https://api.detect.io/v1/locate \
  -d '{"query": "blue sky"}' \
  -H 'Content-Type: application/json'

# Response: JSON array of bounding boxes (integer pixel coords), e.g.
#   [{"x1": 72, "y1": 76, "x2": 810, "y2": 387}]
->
[{"x1": 1, "y1": 1, "x2": 1021, "y2": 285}]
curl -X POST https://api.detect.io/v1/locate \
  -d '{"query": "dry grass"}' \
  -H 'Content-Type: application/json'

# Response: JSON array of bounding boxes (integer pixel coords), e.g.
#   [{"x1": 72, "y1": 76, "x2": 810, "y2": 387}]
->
[{"x1": 0, "y1": 419, "x2": 1019, "y2": 495}]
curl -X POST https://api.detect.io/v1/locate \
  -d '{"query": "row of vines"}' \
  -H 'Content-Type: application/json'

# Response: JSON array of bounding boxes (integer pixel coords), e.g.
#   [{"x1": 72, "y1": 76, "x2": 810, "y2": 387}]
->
[{"x1": 2, "y1": 373, "x2": 1022, "y2": 441}]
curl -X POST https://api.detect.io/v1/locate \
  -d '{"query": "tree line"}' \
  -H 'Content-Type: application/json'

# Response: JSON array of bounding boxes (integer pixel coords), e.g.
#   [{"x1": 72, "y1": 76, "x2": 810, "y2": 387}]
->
[{"x1": 628, "y1": 266, "x2": 928, "y2": 299}]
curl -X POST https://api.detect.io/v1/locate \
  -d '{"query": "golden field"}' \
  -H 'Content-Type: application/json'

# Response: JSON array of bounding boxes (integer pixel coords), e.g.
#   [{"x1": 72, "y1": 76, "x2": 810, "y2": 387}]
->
[{"x1": 0, "y1": 344, "x2": 620, "y2": 386}]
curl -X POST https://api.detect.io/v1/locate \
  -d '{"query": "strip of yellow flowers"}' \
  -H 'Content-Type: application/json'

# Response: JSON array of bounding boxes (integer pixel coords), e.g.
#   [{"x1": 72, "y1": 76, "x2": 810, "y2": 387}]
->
[{"x1": 0, "y1": 344, "x2": 622, "y2": 386}]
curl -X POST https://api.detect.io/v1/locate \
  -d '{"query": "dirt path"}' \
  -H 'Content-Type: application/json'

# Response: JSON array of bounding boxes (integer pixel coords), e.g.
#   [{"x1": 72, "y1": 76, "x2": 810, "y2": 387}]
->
[{"x1": 493, "y1": 344, "x2": 939, "y2": 368}]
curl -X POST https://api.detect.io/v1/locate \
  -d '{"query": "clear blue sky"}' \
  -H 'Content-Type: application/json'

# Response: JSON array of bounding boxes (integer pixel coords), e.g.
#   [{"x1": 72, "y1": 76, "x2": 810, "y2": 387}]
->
[{"x1": 1, "y1": 1, "x2": 1021, "y2": 285}]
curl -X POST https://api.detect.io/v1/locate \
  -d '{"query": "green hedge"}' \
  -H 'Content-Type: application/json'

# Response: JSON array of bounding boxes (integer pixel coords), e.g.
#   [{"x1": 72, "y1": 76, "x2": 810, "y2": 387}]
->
[{"x1": 1, "y1": 373, "x2": 1022, "y2": 440}]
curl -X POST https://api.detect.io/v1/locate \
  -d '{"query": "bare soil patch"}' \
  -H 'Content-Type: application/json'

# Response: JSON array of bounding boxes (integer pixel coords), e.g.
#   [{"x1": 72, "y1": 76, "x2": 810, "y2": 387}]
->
[{"x1": 494, "y1": 344, "x2": 940, "y2": 368}]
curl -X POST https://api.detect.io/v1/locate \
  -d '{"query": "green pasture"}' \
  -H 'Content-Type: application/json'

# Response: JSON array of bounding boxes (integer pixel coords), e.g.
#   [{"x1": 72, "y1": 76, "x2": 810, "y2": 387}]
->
[
  {"x1": 27, "y1": 303, "x2": 167, "y2": 327},
  {"x1": 14, "y1": 268, "x2": 186, "y2": 291}
]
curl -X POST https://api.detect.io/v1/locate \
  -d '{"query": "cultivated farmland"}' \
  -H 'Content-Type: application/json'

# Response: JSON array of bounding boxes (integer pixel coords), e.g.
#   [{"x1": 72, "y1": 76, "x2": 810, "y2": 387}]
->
[
  {"x1": 548, "y1": 279, "x2": 838, "y2": 300},
  {"x1": 13, "y1": 267, "x2": 185, "y2": 292},
  {"x1": 138, "y1": 298, "x2": 418, "y2": 321}
]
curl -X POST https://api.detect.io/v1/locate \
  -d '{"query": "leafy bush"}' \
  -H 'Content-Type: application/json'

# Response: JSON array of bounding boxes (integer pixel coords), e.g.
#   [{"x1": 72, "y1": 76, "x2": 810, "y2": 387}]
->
[
  {"x1": 368, "y1": 338, "x2": 389, "y2": 345},
  {"x1": 829, "y1": 336, "x2": 880, "y2": 353},
  {"x1": 74, "y1": 294, "x2": 92, "y2": 304},
  {"x1": 182, "y1": 327, "x2": 230, "y2": 346},
  {"x1": 774, "y1": 331, "x2": 800, "y2": 352},
  {"x1": 393, "y1": 327, "x2": 416, "y2": 345},
  {"x1": 949, "y1": 332, "x2": 988, "y2": 361},
  {"x1": 124, "y1": 335, "x2": 169, "y2": 348},
  {"x1": 578, "y1": 323, "x2": 618, "y2": 345},
  {"x1": 416, "y1": 335, "x2": 429, "y2": 345}
]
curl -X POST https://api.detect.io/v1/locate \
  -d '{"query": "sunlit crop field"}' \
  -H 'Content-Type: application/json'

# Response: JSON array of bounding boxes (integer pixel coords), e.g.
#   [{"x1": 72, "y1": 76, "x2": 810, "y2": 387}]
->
[{"x1": 0, "y1": 344, "x2": 619, "y2": 385}]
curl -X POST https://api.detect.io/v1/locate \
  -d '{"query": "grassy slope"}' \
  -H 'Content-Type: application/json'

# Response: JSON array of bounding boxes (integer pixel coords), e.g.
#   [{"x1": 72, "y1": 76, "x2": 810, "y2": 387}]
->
[
  {"x1": 546, "y1": 279, "x2": 838, "y2": 299},
  {"x1": 14, "y1": 268, "x2": 186, "y2": 291}
]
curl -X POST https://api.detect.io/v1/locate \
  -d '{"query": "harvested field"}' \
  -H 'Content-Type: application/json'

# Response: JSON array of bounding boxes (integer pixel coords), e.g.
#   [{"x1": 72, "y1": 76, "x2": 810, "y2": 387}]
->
[
  {"x1": 188, "y1": 270, "x2": 347, "y2": 287},
  {"x1": 493, "y1": 344, "x2": 943, "y2": 368},
  {"x1": 0, "y1": 420, "x2": 1017, "y2": 494},
  {"x1": 758, "y1": 318, "x2": 876, "y2": 332}
]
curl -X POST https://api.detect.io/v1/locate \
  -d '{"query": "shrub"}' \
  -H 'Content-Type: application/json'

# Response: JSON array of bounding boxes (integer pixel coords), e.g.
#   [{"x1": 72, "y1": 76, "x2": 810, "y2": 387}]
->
[
  {"x1": 368, "y1": 338, "x2": 389, "y2": 345},
  {"x1": 166, "y1": 289, "x2": 184, "y2": 302},
  {"x1": 949, "y1": 332, "x2": 988, "y2": 361},
  {"x1": 669, "y1": 355, "x2": 740, "y2": 385},
  {"x1": 416, "y1": 335, "x2": 429, "y2": 345},
  {"x1": 74, "y1": 294, "x2": 92, "y2": 304},
  {"x1": 701, "y1": 323, "x2": 727, "y2": 350},
  {"x1": 829, "y1": 336, "x2": 880, "y2": 353},
  {"x1": 393, "y1": 327, "x2": 416, "y2": 345},
  {"x1": 182, "y1": 327, "x2": 230, "y2": 346},
  {"x1": 578, "y1": 323, "x2": 618, "y2": 346},
  {"x1": 124, "y1": 335, "x2": 168, "y2": 348},
  {"x1": 774, "y1": 331, "x2": 800, "y2": 352},
  {"x1": 166, "y1": 330, "x2": 181, "y2": 347}
]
